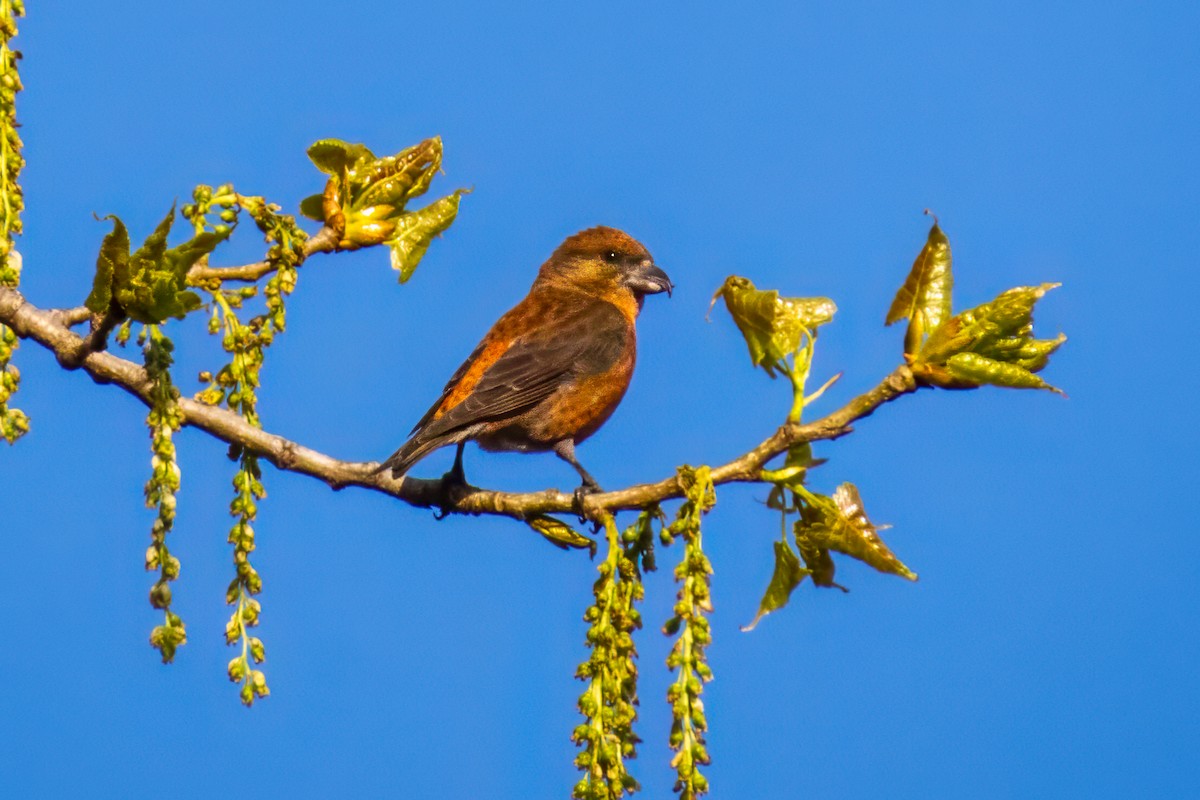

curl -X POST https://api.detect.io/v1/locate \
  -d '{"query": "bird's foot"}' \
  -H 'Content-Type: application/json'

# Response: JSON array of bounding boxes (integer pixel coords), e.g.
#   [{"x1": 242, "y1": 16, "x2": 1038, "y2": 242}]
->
[
  {"x1": 572, "y1": 480, "x2": 603, "y2": 522},
  {"x1": 433, "y1": 466, "x2": 470, "y2": 520}
]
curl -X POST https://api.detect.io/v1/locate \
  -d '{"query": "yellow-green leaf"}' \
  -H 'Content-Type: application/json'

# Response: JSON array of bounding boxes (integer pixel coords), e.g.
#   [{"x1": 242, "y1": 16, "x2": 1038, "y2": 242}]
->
[
  {"x1": 920, "y1": 283, "x2": 1060, "y2": 365},
  {"x1": 761, "y1": 442, "x2": 823, "y2": 493},
  {"x1": 794, "y1": 533, "x2": 844, "y2": 591},
  {"x1": 944, "y1": 352, "x2": 1065, "y2": 395},
  {"x1": 306, "y1": 138, "x2": 375, "y2": 176},
  {"x1": 711, "y1": 275, "x2": 836, "y2": 377},
  {"x1": 85, "y1": 215, "x2": 129, "y2": 314},
  {"x1": 887, "y1": 214, "x2": 953, "y2": 353},
  {"x1": 386, "y1": 190, "x2": 467, "y2": 283},
  {"x1": 528, "y1": 515, "x2": 595, "y2": 552},
  {"x1": 741, "y1": 539, "x2": 808, "y2": 631},
  {"x1": 799, "y1": 484, "x2": 917, "y2": 582},
  {"x1": 106, "y1": 205, "x2": 227, "y2": 324},
  {"x1": 350, "y1": 137, "x2": 443, "y2": 211},
  {"x1": 1011, "y1": 333, "x2": 1067, "y2": 373},
  {"x1": 298, "y1": 193, "x2": 325, "y2": 222}
]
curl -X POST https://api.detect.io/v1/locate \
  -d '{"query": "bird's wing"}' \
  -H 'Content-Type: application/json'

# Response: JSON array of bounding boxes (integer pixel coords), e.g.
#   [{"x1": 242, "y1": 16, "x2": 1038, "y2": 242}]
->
[
  {"x1": 407, "y1": 338, "x2": 488, "y2": 436},
  {"x1": 412, "y1": 298, "x2": 628, "y2": 443}
]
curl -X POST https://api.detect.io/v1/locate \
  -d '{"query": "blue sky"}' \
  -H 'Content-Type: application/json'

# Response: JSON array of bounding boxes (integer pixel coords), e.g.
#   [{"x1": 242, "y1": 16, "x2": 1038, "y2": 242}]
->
[{"x1": 2, "y1": 2, "x2": 1197, "y2": 797}]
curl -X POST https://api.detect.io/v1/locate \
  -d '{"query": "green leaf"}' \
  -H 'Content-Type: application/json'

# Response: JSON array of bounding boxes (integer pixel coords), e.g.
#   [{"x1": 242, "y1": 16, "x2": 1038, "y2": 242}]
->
[
  {"x1": 306, "y1": 138, "x2": 375, "y2": 176},
  {"x1": 741, "y1": 539, "x2": 808, "y2": 631},
  {"x1": 944, "y1": 352, "x2": 1065, "y2": 394},
  {"x1": 386, "y1": 190, "x2": 467, "y2": 283},
  {"x1": 1011, "y1": 333, "x2": 1068, "y2": 373},
  {"x1": 85, "y1": 215, "x2": 129, "y2": 314},
  {"x1": 711, "y1": 275, "x2": 837, "y2": 377},
  {"x1": 111, "y1": 205, "x2": 226, "y2": 324},
  {"x1": 920, "y1": 283, "x2": 1060, "y2": 365},
  {"x1": 794, "y1": 533, "x2": 844, "y2": 591},
  {"x1": 350, "y1": 137, "x2": 443, "y2": 211},
  {"x1": 887, "y1": 213, "x2": 953, "y2": 352},
  {"x1": 761, "y1": 442, "x2": 824, "y2": 492},
  {"x1": 528, "y1": 515, "x2": 596, "y2": 553},
  {"x1": 129, "y1": 205, "x2": 175, "y2": 276},
  {"x1": 798, "y1": 483, "x2": 917, "y2": 582},
  {"x1": 298, "y1": 193, "x2": 326, "y2": 222},
  {"x1": 165, "y1": 229, "x2": 231, "y2": 278}
]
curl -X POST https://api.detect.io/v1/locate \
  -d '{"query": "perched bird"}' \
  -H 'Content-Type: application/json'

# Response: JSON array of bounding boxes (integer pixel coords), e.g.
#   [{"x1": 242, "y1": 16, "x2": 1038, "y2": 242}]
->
[{"x1": 380, "y1": 226, "x2": 672, "y2": 497}]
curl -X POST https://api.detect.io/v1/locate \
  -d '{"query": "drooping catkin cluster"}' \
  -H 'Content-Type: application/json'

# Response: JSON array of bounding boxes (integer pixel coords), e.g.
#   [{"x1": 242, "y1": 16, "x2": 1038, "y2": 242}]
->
[
  {"x1": 189, "y1": 187, "x2": 307, "y2": 705},
  {"x1": 211, "y1": 295, "x2": 274, "y2": 704},
  {"x1": 571, "y1": 512, "x2": 654, "y2": 800},
  {"x1": 0, "y1": 0, "x2": 24, "y2": 443},
  {"x1": 662, "y1": 466, "x2": 716, "y2": 800},
  {"x1": 142, "y1": 325, "x2": 188, "y2": 662}
]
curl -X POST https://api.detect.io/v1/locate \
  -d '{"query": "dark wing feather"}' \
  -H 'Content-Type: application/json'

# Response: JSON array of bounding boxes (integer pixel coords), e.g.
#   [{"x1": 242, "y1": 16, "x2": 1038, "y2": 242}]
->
[
  {"x1": 407, "y1": 339, "x2": 487, "y2": 436},
  {"x1": 416, "y1": 300, "x2": 627, "y2": 442}
]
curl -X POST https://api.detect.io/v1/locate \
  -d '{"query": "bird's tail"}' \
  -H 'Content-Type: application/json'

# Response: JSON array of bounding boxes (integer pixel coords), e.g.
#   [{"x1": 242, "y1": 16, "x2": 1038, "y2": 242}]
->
[{"x1": 377, "y1": 433, "x2": 451, "y2": 479}]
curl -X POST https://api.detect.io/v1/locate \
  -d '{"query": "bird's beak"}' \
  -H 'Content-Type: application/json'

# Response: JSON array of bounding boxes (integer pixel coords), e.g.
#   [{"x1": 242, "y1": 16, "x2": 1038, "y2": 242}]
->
[{"x1": 626, "y1": 260, "x2": 673, "y2": 297}]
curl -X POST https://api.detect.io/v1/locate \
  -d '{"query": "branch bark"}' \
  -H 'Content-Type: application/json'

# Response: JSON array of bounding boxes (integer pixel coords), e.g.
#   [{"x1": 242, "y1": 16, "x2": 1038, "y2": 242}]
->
[
  {"x1": 0, "y1": 285, "x2": 918, "y2": 521},
  {"x1": 186, "y1": 226, "x2": 339, "y2": 284}
]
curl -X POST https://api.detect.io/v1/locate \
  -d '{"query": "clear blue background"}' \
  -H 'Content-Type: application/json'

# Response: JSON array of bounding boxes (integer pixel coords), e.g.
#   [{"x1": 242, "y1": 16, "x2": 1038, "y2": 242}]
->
[{"x1": 2, "y1": 2, "x2": 1196, "y2": 797}]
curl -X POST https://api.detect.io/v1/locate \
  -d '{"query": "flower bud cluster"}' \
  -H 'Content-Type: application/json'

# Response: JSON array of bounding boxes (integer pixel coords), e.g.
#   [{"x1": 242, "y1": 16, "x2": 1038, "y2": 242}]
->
[
  {"x1": 225, "y1": 450, "x2": 268, "y2": 707},
  {"x1": 201, "y1": 277, "x2": 285, "y2": 706},
  {"x1": 0, "y1": 319, "x2": 26, "y2": 442},
  {"x1": 571, "y1": 514, "x2": 646, "y2": 800},
  {"x1": 142, "y1": 325, "x2": 188, "y2": 662},
  {"x1": 188, "y1": 188, "x2": 309, "y2": 706},
  {"x1": 0, "y1": 0, "x2": 25, "y2": 442},
  {"x1": 662, "y1": 467, "x2": 716, "y2": 799}
]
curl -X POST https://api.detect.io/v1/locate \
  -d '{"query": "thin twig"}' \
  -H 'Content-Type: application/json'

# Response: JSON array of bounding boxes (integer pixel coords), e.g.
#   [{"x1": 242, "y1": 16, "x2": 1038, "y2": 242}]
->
[
  {"x1": 0, "y1": 284, "x2": 918, "y2": 520},
  {"x1": 187, "y1": 226, "x2": 339, "y2": 284}
]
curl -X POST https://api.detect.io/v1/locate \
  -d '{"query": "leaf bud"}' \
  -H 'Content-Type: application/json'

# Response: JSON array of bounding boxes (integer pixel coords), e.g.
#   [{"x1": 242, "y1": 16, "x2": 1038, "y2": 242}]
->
[{"x1": 149, "y1": 581, "x2": 172, "y2": 609}]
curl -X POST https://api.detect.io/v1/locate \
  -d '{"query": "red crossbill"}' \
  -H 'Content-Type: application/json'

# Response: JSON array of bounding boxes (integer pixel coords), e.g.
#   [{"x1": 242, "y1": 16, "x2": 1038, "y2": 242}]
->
[{"x1": 380, "y1": 226, "x2": 672, "y2": 496}]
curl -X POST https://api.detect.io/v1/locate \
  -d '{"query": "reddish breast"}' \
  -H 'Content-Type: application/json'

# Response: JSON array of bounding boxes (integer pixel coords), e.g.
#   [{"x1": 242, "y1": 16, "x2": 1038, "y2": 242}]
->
[{"x1": 539, "y1": 325, "x2": 636, "y2": 444}]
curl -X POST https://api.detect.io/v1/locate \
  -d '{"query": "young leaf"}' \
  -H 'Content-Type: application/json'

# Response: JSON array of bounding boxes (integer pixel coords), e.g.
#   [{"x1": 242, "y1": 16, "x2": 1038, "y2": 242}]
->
[
  {"x1": 887, "y1": 213, "x2": 953, "y2": 352},
  {"x1": 386, "y1": 190, "x2": 467, "y2": 283},
  {"x1": 799, "y1": 484, "x2": 917, "y2": 582},
  {"x1": 85, "y1": 215, "x2": 129, "y2": 314},
  {"x1": 528, "y1": 515, "x2": 596, "y2": 553},
  {"x1": 1011, "y1": 333, "x2": 1068, "y2": 373},
  {"x1": 741, "y1": 539, "x2": 808, "y2": 631},
  {"x1": 164, "y1": 228, "x2": 232, "y2": 278},
  {"x1": 944, "y1": 352, "x2": 1065, "y2": 394},
  {"x1": 920, "y1": 283, "x2": 1060, "y2": 365},
  {"x1": 350, "y1": 137, "x2": 443, "y2": 211},
  {"x1": 298, "y1": 193, "x2": 326, "y2": 222},
  {"x1": 306, "y1": 138, "x2": 375, "y2": 176},
  {"x1": 110, "y1": 205, "x2": 227, "y2": 323},
  {"x1": 794, "y1": 533, "x2": 844, "y2": 591},
  {"x1": 710, "y1": 275, "x2": 836, "y2": 377}
]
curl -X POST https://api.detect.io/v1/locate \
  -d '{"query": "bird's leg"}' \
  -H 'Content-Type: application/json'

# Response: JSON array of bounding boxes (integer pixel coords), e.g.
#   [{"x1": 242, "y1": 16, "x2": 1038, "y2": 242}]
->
[
  {"x1": 553, "y1": 440, "x2": 602, "y2": 517},
  {"x1": 445, "y1": 441, "x2": 467, "y2": 485}
]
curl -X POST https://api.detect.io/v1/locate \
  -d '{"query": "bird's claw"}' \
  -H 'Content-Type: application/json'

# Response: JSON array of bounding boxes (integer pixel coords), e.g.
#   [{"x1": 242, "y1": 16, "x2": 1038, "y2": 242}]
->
[
  {"x1": 433, "y1": 467, "x2": 469, "y2": 520},
  {"x1": 572, "y1": 481, "x2": 603, "y2": 522}
]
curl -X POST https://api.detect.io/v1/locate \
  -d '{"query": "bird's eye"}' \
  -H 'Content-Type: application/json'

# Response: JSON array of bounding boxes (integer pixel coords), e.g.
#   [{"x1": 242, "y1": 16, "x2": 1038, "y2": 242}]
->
[{"x1": 603, "y1": 250, "x2": 619, "y2": 264}]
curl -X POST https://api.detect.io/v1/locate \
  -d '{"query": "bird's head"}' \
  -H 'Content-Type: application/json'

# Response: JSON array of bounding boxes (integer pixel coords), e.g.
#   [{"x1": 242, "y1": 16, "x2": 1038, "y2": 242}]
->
[{"x1": 535, "y1": 226, "x2": 673, "y2": 312}]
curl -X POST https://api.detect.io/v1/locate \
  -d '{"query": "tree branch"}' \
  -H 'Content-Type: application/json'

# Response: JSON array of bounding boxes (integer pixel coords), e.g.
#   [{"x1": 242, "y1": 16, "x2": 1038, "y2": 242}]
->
[
  {"x1": 186, "y1": 225, "x2": 339, "y2": 284},
  {"x1": 0, "y1": 285, "x2": 918, "y2": 521}
]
